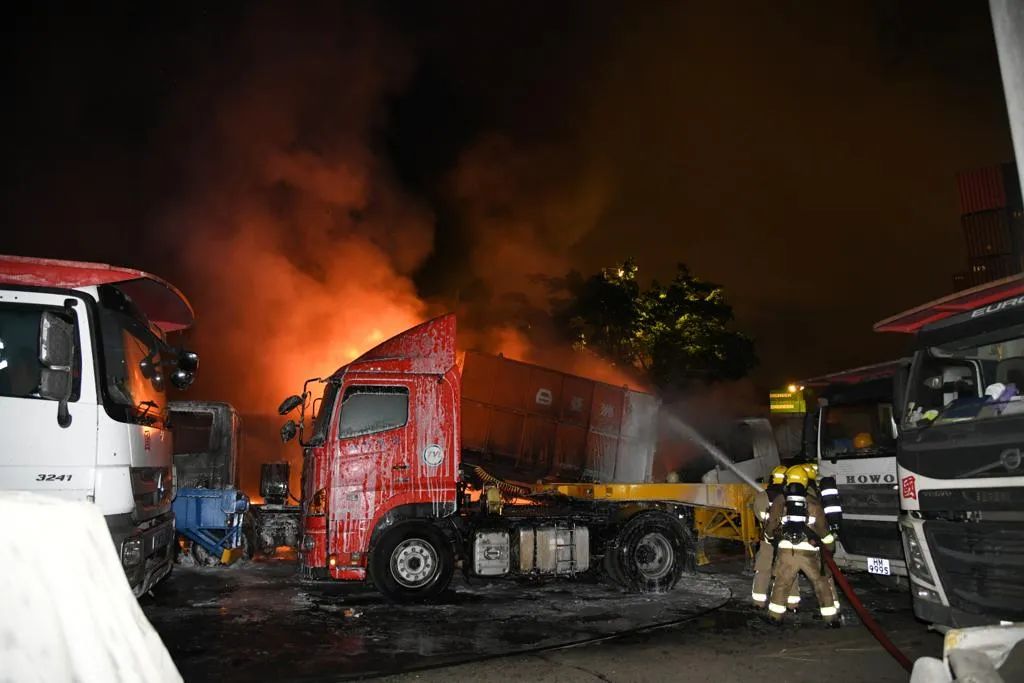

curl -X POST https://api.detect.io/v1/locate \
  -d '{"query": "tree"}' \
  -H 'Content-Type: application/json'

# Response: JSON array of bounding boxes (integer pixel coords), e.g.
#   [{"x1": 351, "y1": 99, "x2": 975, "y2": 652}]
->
[{"x1": 552, "y1": 260, "x2": 756, "y2": 392}]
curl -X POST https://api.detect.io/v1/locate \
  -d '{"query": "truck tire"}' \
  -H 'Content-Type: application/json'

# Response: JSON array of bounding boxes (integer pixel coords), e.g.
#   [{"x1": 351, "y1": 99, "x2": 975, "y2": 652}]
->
[
  {"x1": 369, "y1": 521, "x2": 454, "y2": 603},
  {"x1": 242, "y1": 512, "x2": 259, "y2": 560},
  {"x1": 615, "y1": 511, "x2": 692, "y2": 593}
]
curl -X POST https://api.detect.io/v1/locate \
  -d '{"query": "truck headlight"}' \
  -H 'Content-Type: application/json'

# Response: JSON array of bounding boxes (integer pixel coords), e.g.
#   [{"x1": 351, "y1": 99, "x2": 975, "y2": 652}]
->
[
  {"x1": 914, "y1": 586, "x2": 940, "y2": 604},
  {"x1": 121, "y1": 536, "x2": 143, "y2": 568},
  {"x1": 308, "y1": 488, "x2": 327, "y2": 516},
  {"x1": 899, "y1": 519, "x2": 934, "y2": 584}
]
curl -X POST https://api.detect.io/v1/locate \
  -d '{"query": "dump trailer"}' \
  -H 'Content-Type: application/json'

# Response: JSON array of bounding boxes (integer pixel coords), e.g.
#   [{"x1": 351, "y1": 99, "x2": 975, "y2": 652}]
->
[
  {"x1": 0, "y1": 255, "x2": 200, "y2": 596},
  {"x1": 169, "y1": 401, "x2": 301, "y2": 558},
  {"x1": 876, "y1": 275, "x2": 1024, "y2": 627},
  {"x1": 280, "y1": 314, "x2": 759, "y2": 602}
]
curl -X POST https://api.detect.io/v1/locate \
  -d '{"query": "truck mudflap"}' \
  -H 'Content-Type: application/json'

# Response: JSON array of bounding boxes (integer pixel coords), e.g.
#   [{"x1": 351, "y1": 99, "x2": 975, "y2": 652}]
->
[{"x1": 108, "y1": 512, "x2": 176, "y2": 597}]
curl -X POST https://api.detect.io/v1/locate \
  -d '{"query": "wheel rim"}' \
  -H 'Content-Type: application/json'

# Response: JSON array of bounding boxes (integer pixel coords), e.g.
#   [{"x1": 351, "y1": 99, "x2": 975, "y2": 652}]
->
[
  {"x1": 633, "y1": 532, "x2": 674, "y2": 581},
  {"x1": 390, "y1": 537, "x2": 439, "y2": 588}
]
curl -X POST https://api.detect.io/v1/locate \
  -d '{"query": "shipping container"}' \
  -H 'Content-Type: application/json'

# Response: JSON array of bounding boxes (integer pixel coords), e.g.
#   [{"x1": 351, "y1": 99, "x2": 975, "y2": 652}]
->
[
  {"x1": 460, "y1": 350, "x2": 658, "y2": 484},
  {"x1": 961, "y1": 209, "x2": 1013, "y2": 259},
  {"x1": 956, "y1": 163, "x2": 1022, "y2": 215},
  {"x1": 967, "y1": 253, "x2": 1021, "y2": 285}
]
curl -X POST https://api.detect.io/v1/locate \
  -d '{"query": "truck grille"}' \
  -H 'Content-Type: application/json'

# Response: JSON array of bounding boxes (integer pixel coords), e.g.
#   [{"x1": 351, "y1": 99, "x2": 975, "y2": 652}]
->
[
  {"x1": 838, "y1": 519, "x2": 903, "y2": 560},
  {"x1": 131, "y1": 467, "x2": 173, "y2": 516},
  {"x1": 839, "y1": 485, "x2": 899, "y2": 515},
  {"x1": 923, "y1": 520, "x2": 1024, "y2": 622}
]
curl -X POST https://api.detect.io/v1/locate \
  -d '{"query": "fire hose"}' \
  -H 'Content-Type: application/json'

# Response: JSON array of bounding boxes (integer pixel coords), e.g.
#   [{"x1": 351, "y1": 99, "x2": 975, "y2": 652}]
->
[{"x1": 820, "y1": 545, "x2": 913, "y2": 673}]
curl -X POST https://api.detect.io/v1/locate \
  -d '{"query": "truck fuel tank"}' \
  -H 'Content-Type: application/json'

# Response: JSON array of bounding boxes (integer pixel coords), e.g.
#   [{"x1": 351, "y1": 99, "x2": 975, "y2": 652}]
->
[{"x1": 471, "y1": 525, "x2": 591, "y2": 577}]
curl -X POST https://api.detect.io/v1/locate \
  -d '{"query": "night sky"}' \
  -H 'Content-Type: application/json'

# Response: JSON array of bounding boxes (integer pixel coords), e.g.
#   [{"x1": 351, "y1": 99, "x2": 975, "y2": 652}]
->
[{"x1": 1, "y1": 2, "x2": 1015, "y2": 402}]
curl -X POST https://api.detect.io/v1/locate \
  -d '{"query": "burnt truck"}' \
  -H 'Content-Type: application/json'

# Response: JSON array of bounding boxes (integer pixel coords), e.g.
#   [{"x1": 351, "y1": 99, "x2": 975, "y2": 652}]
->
[
  {"x1": 169, "y1": 401, "x2": 301, "y2": 558},
  {"x1": 279, "y1": 314, "x2": 741, "y2": 602}
]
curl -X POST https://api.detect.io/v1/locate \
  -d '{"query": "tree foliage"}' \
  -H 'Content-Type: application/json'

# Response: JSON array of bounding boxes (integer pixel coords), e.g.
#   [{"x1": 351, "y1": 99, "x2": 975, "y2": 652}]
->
[{"x1": 552, "y1": 260, "x2": 756, "y2": 391}]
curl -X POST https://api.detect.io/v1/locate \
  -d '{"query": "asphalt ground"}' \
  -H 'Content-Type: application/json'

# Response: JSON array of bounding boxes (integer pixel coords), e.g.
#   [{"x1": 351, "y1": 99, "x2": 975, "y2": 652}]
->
[{"x1": 142, "y1": 549, "x2": 940, "y2": 682}]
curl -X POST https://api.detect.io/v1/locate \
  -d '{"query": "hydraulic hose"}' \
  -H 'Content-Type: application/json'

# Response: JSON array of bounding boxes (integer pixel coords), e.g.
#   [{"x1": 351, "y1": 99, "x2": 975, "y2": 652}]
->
[
  {"x1": 472, "y1": 466, "x2": 530, "y2": 497},
  {"x1": 821, "y1": 547, "x2": 913, "y2": 673}
]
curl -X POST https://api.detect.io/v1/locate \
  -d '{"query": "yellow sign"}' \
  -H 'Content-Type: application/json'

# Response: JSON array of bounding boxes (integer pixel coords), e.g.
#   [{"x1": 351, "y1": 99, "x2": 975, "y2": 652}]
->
[{"x1": 770, "y1": 387, "x2": 806, "y2": 414}]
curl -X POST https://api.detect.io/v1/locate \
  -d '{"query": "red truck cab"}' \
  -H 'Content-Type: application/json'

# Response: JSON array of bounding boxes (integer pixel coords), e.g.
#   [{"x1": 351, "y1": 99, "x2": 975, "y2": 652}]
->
[
  {"x1": 299, "y1": 315, "x2": 461, "y2": 589},
  {"x1": 287, "y1": 314, "x2": 693, "y2": 602}
]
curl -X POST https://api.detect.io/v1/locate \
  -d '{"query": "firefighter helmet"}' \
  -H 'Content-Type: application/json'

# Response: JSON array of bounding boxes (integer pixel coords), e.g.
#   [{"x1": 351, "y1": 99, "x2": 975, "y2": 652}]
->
[
  {"x1": 785, "y1": 465, "x2": 809, "y2": 487},
  {"x1": 853, "y1": 432, "x2": 874, "y2": 449},
  {"x1": 801, "y1": 462, "x2": 819, "y2": 481},
  {"x1": 770, "y1": 465, "x2": 788, "y2": 484}
]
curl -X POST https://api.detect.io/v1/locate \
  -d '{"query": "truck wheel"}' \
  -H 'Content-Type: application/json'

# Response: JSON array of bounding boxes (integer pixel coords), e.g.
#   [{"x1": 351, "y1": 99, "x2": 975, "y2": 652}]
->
[
  {"x1": 617, "y1": 512, "x2": 692, "y2": 593},
  {"x1": 369, "y1": 522, "x2": 454, "y2": 603}
]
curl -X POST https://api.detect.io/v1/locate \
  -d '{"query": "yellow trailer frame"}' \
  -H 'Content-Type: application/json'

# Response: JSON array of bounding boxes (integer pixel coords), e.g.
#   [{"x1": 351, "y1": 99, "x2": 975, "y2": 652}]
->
[{"x1": 531, "y1": 481, "x2": 764, "y2": 563}]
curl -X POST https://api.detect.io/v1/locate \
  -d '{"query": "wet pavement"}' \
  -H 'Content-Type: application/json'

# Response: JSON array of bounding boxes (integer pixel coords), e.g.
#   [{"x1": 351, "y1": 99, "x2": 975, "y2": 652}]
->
[{"x1": 142, "y1": 553, "x2": 942, "y2": 682}]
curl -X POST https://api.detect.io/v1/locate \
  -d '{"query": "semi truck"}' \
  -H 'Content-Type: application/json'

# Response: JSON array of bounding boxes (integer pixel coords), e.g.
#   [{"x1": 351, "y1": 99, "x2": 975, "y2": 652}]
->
[
  {"x1": 801, "y1": 361, "x2": 910, "y2": 580},
  {"x1": 0, "y1": 255, "x2": 199, "y2": 596},
  {"x1": 279, "y1": 314, "x2": 757, "y2": 602},
  {"x1": 875, "y1": 274, "x2": 1024, "y2": 627}
]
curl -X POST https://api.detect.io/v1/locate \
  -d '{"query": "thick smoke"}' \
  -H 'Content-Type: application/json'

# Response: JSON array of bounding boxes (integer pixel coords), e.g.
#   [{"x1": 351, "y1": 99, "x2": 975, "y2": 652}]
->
[
  {"x1": 161, "y1": 8, "x2": 632, "y2": 496},
  {"x1": 161, "y1": 8, "x2": 434, "y2": 494},
  {"x1": 445, "y1": 135, "x2": 643, "y2": 386}
]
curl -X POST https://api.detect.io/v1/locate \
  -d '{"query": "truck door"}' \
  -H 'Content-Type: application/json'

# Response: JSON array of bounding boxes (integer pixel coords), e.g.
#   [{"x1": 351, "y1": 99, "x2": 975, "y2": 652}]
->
[
  {"x1": 328, "y1": 383, "x2": 414, "y2": 559},
  {"x1": 0, "y1": 293, "x2": 99, "y2": 501}
]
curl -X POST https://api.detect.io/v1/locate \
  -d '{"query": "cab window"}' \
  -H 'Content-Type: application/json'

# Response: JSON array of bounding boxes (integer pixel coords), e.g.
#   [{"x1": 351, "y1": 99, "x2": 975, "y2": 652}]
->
[
  {"x1": 0, "y1": 303, "x2": 81, "y2": 401},
  {"x1": 337, "y1": 385, "x2": 409, "y2": 438}
]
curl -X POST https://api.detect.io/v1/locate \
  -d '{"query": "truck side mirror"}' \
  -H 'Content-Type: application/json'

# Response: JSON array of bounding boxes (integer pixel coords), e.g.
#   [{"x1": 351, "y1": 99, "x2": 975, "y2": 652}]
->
[
  {"x1": 171, "y1": 368, "x2": 195, "y2": 390},
  {"x1": 38, "y1": 311, "x2": 74, "y2": 428},
  {"x1": 278, "y1": 395, "x2": 304, "y2": 416},
  {"x1": 280, "y1": 420, "x2": 298, "y2": 443},
  {"x1": 178, "y1": 350, "x2": 200, "y2": 372}
]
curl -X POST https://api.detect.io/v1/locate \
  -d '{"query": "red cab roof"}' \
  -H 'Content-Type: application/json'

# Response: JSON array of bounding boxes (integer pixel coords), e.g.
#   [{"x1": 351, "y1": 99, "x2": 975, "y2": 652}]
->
[
  {"x1": 333, "y1": 314, "x2": 457, "y2": 377},
  {"x1": 874, "y1": 274, "x2": 1024, "y2": 335},
  {"x1": 802, "y1": 359, "x2": 907, "y2": 387},
  {"x1": 0, "y1": 254, "x2": 194, "y2": 332}
]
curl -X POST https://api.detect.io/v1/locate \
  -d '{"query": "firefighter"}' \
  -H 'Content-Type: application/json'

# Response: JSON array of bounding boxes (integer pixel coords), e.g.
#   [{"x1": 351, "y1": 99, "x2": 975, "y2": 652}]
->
[
  {"x1": 816, "y1": 460, "x2": 844, "y2": 541},
  {"x1": 802, "y1": 461, "x2": 841, "y2": 613},
  {"x1": 751, "y1": 465, "x2": 796, "y2": 608},
  {"x1": 763, "y1": 465, "x2": 840, "y2": 626}
]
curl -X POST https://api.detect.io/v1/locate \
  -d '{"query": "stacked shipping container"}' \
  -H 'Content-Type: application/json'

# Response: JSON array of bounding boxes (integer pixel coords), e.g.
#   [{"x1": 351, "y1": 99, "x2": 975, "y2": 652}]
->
[{"x1": 952, "y1": 163, "x2": 1024, "y2": 290}]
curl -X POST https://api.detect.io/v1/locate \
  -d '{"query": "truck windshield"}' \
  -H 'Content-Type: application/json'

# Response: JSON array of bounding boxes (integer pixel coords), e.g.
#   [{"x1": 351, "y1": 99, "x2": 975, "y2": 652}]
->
[
  {"x1": 97, "y1": 287, "x2": 168, "y2": 426},
  {"x1": 0, "y1": 303, "x2": 80, "y2": 400},
  {"x1": 822, "y1": 402, "x2": 896, "y2": 457},
  {"x1": 904, "y1": 329, "x2": 1024, "y2": 429}
]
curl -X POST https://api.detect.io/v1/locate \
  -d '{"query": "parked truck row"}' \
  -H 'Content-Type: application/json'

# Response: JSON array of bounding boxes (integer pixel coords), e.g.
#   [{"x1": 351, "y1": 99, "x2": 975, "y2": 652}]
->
[{"x1": 3, "y1": 254, "x2": 1021, "y2": 629}]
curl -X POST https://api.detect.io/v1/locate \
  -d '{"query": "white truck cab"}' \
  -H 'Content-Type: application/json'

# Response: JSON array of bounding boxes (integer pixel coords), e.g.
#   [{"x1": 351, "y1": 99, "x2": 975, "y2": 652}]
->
[
  {"x1": 0, "y1": 255, "x2": 198, "y2": 596},
  {"x1": 803, "y1": 360, "x2": 909, "y2": 579}
]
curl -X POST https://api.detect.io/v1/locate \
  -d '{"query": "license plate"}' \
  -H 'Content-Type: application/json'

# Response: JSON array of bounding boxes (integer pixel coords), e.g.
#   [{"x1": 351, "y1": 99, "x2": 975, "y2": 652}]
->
[{"x1": 866, "y1": 557, "x2": 891, "y2": 576}]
